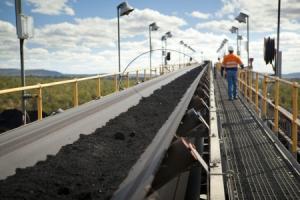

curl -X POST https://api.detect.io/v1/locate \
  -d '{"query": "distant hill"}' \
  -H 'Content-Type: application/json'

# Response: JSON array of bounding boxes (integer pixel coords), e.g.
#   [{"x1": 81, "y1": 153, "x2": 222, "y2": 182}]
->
[
  {"x1": 0, "y1": 68, "x2": 64, "y2": 77},
  {"x1": 283, "y1": 72, "x2": 300, "y2": 79}
]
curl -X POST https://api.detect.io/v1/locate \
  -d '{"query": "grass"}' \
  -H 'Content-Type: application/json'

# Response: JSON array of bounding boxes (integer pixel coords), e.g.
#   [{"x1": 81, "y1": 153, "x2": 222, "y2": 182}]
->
[{"x1": 0, "y1": 76, "x2": 137, "y2": 114}]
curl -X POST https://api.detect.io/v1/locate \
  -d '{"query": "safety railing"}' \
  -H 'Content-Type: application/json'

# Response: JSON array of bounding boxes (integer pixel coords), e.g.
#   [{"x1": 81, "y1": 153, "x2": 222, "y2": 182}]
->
[
  {"x1": 238, "y1": 69, "x2": 299, "y2": 158},
  {"x1": 0, "y1": 64, "x2": 187, "y2": 122}
]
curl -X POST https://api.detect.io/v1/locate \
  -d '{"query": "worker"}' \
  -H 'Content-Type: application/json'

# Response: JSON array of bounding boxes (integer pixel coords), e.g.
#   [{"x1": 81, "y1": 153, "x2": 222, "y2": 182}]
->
[
  {"x1": 222, "y1": 46, "x2": 244, "y2": 100},
  {"x1": 216, "y1": 57, "x2": 222, "y2": 75}
]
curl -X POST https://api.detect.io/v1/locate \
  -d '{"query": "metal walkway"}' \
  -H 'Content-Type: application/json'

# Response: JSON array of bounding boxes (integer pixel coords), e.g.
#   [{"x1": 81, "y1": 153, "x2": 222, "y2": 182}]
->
[{"x1": 215, "y1": 73, "x2": 300, "y2": 200}]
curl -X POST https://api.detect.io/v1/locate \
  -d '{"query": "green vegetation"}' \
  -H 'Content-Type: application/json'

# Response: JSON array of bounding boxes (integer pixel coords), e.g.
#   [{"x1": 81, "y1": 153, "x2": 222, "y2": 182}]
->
[{"x1": 0, "y1": 76, "x2": 137, "y2": 114}]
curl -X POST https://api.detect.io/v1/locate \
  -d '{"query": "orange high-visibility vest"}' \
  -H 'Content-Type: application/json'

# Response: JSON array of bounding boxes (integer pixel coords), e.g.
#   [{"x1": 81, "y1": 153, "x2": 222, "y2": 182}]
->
[{"x1": 222, "y1": 53, "x2": 243, "y2": 69}]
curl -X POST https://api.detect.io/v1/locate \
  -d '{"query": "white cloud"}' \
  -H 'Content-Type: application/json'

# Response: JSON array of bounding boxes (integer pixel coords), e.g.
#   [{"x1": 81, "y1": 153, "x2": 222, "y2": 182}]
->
[
  {"x1": 1, "y1": 2, "x2": 300, "y2": 75},
  {"x1": 26, "y1": 0, "x2": 75, "y2": 16},
  {"x1": 190, "y1": 11, "x2": 211, "y2": 19},
  {"x1": 196, "y1": 20, "x2": 238, "y2": 33},
  {"x1": 215, "y1": 0, "x2": 239, "y2": 18},
  {"x1": 0, "y1": 9, "x2": 188, "y2": 74}
]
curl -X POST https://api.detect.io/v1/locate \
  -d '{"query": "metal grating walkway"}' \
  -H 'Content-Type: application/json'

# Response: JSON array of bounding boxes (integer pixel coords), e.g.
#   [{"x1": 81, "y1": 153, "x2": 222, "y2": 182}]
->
[{"x1": 215, "y1": 73, "x2": 300, "y2": 200}]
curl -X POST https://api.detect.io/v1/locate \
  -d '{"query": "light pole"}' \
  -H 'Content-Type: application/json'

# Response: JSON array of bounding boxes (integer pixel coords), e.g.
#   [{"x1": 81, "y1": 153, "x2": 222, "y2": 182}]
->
[
  {"x1": 161, "y1": 35, "x2": 166, "y2": 67},
  {"x1": 183, "y1": 43, "x2": 187, "y2": 65},
  {"x1": 230, "y1": 26, "x2": 239, "y2": 55},
  {"x1": 276, "y1": 0, "x2": 281, "y2": 77},
  {"x1": 180, "y1": 40, "x2": 184, "y2": 66},
  {"x1": 236, "y1": 12, "x2": 249, "y2": 66},
  {"x1": 15, "y1": 0, "x2": 34, "y2": 124},
  {"x1": 164, "y1": 31, "x2": 172, "y2": 65},
  {"x1": 117, "y1": 2, "x2": 134, "y2": 78},
  {"x1": 149, "y1": 22, "x2": 159, "y2": 78}
]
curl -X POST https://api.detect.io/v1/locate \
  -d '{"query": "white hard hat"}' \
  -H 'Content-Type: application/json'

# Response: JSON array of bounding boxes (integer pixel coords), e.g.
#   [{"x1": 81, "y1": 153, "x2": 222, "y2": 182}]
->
[{"x1": 228, "y1": 46, "x2": 234, "y2": 52}]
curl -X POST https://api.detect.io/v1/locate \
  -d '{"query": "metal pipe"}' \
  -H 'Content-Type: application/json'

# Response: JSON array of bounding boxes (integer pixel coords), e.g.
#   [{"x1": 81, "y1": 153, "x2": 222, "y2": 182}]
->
[
  {"x1": 15, "y1": 0, "x2": 27, "y2": 124},
  {"x1": 237, "y1": 28, "x2": 239, "y2": 55},
  {"x1": 149, "y1": 25, "x2": 152, "y2": 78},
  {"x1": 276, "y1": 0, "x2": 281, "y2": 78},
  {"x1": 247, "y1": 16, "x2": 250, "y2": 67},
  {"x1": 117, "y1": 7, "x2": 121, "y2": 80}
]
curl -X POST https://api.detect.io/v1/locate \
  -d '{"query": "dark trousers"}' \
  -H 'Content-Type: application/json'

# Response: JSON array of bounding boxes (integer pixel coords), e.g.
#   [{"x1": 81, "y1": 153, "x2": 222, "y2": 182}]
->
[
  {"x1": 221, "y1": 67, "x2": 225, "y2": 77},
  {"x1": 226, "y1": 69, "x2": 237, "y2": 99}
]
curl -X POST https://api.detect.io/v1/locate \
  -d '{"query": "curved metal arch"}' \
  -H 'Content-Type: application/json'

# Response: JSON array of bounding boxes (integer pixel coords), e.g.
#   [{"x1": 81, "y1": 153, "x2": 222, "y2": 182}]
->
[{"x1": 119, "y1": 48, "x2": 198, "y2": 87}]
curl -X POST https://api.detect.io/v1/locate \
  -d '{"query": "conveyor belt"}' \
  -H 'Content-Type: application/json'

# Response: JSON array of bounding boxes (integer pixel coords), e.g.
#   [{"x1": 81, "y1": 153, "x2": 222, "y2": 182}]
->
[
  {"x1": 215, "y1": 73, "x2": 300, "y2": 200},
  {"x1": 0, "y1": 65, "x2": 199, "y2": 180}
]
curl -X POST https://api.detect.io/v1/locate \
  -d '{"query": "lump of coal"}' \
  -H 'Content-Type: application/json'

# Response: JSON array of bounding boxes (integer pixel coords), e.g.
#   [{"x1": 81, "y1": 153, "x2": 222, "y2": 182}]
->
[
  {"x1": 129, "y1": 131, "x2": 136, "y2": 137},
  {"x1": 114, "y1": 132, "x2": 125, "y2": 140}
]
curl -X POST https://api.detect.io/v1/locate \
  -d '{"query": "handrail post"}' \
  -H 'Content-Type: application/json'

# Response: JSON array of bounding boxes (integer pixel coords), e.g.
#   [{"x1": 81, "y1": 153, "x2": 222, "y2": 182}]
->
[
  {"x1": 73, "y1": 80, "x2": 78, "y2": 107},
  {"x1": 273, "y1": 78, "x2": 279, "y2": 133},
  {"x1": 114, "y1": 74, "x2": 118, "y2": 92},
  {"x1": 144, "y1": 69, "x2": 146, "y2": 82},
  {"x1": 262, "y1": 75, "x2": 268, "y2": 118},
  {"x1": 238, "y1": 69, "x2": 241, "y2": 90},
  {"x1": 255, "y1": 72, "x2": 259, "y2": 113},
  {"x1": 97, "y1": 77, "x2": 101, "y2": 98},
  {"x1": 136, "y1": 70, "x2": 139, "y2": 83},
  {"x1": 126, "y1": 72, "x2": 129, "y2": 88},
  {"x1": 249, "y1": 70, "x2": 253, "y2": 102},
  {"x1": 244, "y1": 69, "x2": 248, "y2": 99},
  {"x1": 37, "y1": 84, "x2": 43, "y2": 120},
  {"x1": 292, "y1": 82, "x2": 298, "y2": 158},
  {"x1": 242, "y1": 70, "x2": 246, "y2": 96}
]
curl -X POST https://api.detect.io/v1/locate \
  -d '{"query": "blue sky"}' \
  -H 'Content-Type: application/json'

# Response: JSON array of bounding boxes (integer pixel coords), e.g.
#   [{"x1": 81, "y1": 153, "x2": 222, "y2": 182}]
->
[{"x1": 0, "y1": 0, "x2": 299, "y2": 74}]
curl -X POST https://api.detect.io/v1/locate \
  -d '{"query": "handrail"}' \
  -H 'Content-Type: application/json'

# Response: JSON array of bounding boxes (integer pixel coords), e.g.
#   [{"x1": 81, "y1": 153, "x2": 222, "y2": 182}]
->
[
  {"x1": 0, "y1": 64, "x2": 191, "y2": 122},
  {"x1": 237, "y1": 68, "x2": 299, "y2": 158}
]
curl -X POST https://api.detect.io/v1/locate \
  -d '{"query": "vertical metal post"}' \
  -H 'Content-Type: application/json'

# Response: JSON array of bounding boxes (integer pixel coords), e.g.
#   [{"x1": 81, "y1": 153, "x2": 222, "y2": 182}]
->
[
  {"x1": 164, "y1": 40, "x2": 167, "y2": 66},
  {"x1": 73, "y1": 80, "x2": 78, "y2": 107},
  {"x1": 144, "y1": 69, "x2": 146, "y2": 81},
  {"x1": 244, "y1": 69, "x2": 248, "y2": 99},
  {"x1": 273, "y1": 78, "x2": 279, "y2": 133},
  {"x1": 126, "y1": 72, "x2": 129, "y2": 88},
  {"x1": 262, "y1": 75, "x2": 268, "y2": 118},
  {"x1": 136, "y1": 70, "x2": 139, "y2": 83},
  {"x1": 161, "y1": 39, "x2": 164, "y2": 67},
  {"x1": 114, "y1": 74, "x2": 118, "y2": 92},
  {"x1": 97, "y1": 77, "x2": 101, "y2": 98},
  {"x1": 15, "y1": 0, "x2": 27, "y2": 124},
  {"x1": 149, "y1": 25, "x2": 152, "y2": 79},
  {"x1": 117, "y1": 8, "x2": 121, "y2": 81},
  {"x1": 247, "y1": 16, "x2": 250, "y2": 67},
  {"x1": 276, "y1": 0, "x2": 281, "y2": 78},
  {"x1": 236, "y1": 28, "x2": 239, "y2": 55},
  {"x1": 20, "y1": 39, "x2": 26, "y2": 124},
  {"x1": 249, "y1": 70, "x2": 253, "y2": 102},
  {"x1": 37, "y1": 85, "x2": 42, "y2": 120},
  {"x1": 291, "y1": 82, "x2": 298, "y2": 158},
  {"x1": 255, "y1": 72, "x2": 259, "y2": 113},
  {"x1": 238, "y1": 69, "x2": 241, "y2": 90}
]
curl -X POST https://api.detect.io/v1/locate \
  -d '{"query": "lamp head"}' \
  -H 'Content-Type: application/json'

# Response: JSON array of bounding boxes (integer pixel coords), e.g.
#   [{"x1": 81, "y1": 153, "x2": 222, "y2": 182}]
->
[
  {"x1": 230, "y1": 26, "x2": 238, "y2": 33},
  {"x1": 150, "y1": 22, "x2": 159, "y2": 31},
  {"x1": 235, "y1": 12, "x2": 248, "y2": 23},
  {"x1": 165, "y1": 31, "x2": 172, "y2": 38},
  {"x1": 118, "y1": 2, "x2": 134, "y2": 16}
]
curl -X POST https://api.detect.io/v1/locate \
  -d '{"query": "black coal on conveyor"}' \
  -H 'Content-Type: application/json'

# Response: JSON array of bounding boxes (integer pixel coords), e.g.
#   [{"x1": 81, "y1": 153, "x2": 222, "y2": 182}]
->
[{"x1": 0, "y1": 66, "x2": 202, "y2": 200}]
